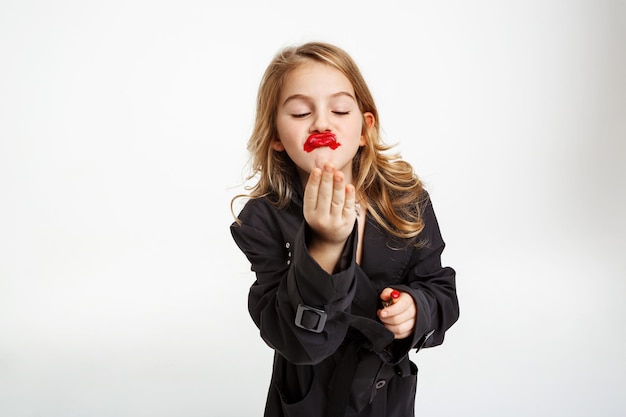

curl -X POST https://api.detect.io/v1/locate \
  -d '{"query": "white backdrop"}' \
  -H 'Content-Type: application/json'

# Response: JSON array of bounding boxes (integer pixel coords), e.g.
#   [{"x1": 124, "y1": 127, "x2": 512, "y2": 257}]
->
[{"x1": 1, "y1": 1, "x2": 624, "y2": 416}]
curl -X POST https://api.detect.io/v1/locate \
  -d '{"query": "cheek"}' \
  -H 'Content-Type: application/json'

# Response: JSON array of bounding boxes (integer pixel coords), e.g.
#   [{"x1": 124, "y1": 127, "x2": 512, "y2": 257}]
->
[{"x1": 276, "y1": 119, "x2": 297, "y2": 139}]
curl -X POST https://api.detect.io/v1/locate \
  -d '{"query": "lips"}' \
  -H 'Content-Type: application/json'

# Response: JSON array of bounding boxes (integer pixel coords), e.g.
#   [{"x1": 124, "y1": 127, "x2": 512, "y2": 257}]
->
[{"x1": 303, "y1": 132, "x2": 341, "y2": 153}]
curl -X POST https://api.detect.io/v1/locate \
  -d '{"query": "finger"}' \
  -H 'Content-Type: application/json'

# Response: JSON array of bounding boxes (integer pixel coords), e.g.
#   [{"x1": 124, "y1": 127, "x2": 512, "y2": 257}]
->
[
  {"x1": 342, "y1": 183, "x2": 356, "y2": 219},
  {"x1": 316, "y1": 163, "x2": 336, "y2": 212},
  {"x1": 379, "y1": 295, "x2": 411, "y2": 319},
  {"x1": 379, "y1": 287, "x2": 397, "y2": 305},
  {"x1": 380, "y1": 319, "x2": 411, "y2": 339},
  {"x1": 329, "y1": 171, "x2": 346, "y2": 217},
  {"x1": 304, "y1": 167, "x2": 322, "y2": 210},
  {"x1": 383, "y1": 307, "x2": 413, "y2": 324},
  {"x1": 379, "y1": 305, "x2": 404, "y2": 321},
  {"x1": 380, "y1": 287, "x2": 394, "y2": 300},
  {"x1": 380, "y1": 311, "x2": 415, "y2": 337}
]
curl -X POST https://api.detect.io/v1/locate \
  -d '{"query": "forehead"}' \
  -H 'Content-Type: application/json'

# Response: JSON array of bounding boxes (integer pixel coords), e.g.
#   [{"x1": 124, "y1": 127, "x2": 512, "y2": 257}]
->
[{"x1": 280, "y1": 60, "x2": 354, "y2": 100}]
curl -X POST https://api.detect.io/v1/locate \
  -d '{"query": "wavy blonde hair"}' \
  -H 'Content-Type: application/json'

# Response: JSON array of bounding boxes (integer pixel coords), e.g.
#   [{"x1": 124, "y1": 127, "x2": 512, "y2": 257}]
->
[{"x1": 233, "y1": 42, "x2": 427, "y2": 242}]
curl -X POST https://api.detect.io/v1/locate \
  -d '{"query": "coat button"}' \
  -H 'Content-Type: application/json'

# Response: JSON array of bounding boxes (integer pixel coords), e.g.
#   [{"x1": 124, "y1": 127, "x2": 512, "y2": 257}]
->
[{"x1": 375, "y1": 380, "x2": 386, "y2": 389}]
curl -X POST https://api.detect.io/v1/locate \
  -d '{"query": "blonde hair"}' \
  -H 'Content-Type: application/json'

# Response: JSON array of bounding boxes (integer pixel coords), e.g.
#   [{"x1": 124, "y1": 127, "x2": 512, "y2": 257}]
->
[{"x1": 233, "y1": 41, "x2": 427, "y2": 242}]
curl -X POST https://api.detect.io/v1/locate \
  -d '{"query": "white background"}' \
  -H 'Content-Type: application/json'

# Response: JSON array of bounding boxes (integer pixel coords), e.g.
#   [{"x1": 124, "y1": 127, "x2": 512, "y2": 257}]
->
[{"x1": 1, "y1": 1, "x2": 624, "y2": 416}]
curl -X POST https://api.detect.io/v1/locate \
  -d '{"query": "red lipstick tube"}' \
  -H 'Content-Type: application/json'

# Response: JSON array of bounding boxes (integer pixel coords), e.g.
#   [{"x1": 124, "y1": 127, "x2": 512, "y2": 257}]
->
[{"x1": 382, "y1": 290, "x2": 400, "y2": 308}]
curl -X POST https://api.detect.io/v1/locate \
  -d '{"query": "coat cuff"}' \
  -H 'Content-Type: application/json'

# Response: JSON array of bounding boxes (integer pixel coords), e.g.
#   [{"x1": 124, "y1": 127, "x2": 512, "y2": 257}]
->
[{"x1": 289, "y1": 222, "x2": 357, "y2": 309}]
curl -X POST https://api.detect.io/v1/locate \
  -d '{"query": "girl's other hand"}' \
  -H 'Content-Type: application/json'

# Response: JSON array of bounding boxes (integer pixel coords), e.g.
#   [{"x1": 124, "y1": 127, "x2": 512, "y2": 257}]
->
[{"x1": 378, "y1": 288, "x2": 417, "y2": 339}]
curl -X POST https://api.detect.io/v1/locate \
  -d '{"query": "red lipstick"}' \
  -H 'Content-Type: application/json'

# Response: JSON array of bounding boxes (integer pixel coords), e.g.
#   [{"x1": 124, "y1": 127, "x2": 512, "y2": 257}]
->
[{"x1": 303, "y1": 132, "x2": 341, "y2": 153}]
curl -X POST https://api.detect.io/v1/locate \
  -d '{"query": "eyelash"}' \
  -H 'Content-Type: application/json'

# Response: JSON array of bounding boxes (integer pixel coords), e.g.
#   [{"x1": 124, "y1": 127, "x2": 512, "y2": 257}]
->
[{"x1": 291, "y1": 111, "x2": 350, "y2": 118}]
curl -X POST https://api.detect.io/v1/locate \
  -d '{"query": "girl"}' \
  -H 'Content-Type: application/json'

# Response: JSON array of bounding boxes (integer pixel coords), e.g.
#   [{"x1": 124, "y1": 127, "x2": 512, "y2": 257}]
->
[{"x1": 230, "y1": 41, "x2": 459, "y2": 417}]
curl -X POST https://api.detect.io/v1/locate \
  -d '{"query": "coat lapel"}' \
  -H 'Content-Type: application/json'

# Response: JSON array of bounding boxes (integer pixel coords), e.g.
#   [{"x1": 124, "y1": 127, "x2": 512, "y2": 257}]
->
[
  {"x1": 351, "y1": 216, "x2": 412, "y2": 319},
  {"x1": 360, "y1": 216, "x2": 412, "y2": 289}
]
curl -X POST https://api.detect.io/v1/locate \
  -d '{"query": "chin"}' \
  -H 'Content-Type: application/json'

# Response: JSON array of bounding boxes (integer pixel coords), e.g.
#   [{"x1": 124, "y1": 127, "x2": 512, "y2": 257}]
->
[{"x1": 312, "y1": 153, "x2": 335, "y2": 170}]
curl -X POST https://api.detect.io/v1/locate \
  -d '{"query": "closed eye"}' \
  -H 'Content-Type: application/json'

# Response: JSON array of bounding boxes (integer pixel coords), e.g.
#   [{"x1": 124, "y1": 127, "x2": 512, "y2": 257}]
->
[
  {"x1": 291, "y1": 112, "x2": 311, "y2": 118},
  {"x1": 333, "y1": 111, "x2": 350, "y2": 116}
]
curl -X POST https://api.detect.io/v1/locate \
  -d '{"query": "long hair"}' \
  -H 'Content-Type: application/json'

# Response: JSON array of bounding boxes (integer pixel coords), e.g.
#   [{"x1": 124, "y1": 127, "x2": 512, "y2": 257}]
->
[{"x1": 233, "y1": 41, "x2": 427, "y2": 243}]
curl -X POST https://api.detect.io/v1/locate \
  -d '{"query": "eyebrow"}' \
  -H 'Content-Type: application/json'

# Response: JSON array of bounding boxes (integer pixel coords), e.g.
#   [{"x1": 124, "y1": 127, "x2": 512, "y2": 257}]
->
[{"x1": 281, "y1": 91, "x2": 356, "y2": 106}]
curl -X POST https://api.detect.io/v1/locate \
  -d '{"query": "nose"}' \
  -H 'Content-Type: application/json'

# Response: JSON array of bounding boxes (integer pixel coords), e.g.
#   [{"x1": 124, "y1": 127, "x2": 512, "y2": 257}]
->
[{"x1": 310, "y1": 111, "x2": 331, "y2": 133}]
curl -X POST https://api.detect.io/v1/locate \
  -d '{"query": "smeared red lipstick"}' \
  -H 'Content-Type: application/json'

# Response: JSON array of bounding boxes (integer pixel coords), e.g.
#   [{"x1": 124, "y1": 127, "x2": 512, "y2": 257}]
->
[{"x1": 303, "y1": 132, "x2": 341, "y2": 153}]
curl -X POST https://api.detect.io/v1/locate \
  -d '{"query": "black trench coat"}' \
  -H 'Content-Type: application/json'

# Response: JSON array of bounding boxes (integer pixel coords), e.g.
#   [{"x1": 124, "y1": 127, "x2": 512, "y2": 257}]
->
[{"x1": 231, "y1": 189, "x2": 459, "y2": 417}]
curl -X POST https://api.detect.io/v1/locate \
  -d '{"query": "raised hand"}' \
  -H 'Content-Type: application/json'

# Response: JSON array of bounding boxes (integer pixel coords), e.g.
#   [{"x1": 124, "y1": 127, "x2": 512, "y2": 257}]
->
[{"x1": 303, "y1": 163, "x2": 357, "y2": 273}]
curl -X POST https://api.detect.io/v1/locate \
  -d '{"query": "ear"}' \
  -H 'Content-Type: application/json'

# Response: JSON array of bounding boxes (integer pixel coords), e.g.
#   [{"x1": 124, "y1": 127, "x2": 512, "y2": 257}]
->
[
  {"x1": 271, "y1": 139, "x2": 285, "y2": 151},
  {"x1": 360, "y1": 112, "x2": 375, "y2": 146}
]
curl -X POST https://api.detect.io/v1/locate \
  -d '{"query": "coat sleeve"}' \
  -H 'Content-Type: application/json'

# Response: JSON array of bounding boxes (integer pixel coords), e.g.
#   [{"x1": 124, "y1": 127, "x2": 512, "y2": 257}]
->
[
  {"x1": 230, "y1": 199, "x2": 358, "y2": 365},
  {"x1": 394, "y1": 197, "x2": 459, "y2": 354}
]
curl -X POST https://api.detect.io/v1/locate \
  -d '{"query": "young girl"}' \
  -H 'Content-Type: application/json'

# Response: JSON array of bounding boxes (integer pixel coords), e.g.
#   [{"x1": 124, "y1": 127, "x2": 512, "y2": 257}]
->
[{"x1": 230, "y1": 41, "x2": 459, "y2": 417}]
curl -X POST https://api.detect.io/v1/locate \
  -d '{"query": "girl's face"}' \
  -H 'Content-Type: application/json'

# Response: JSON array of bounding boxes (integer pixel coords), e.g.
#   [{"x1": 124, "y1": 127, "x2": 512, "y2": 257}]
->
[{"x1": 273, "y1": 60, "x2": 374, "y2": 185}]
